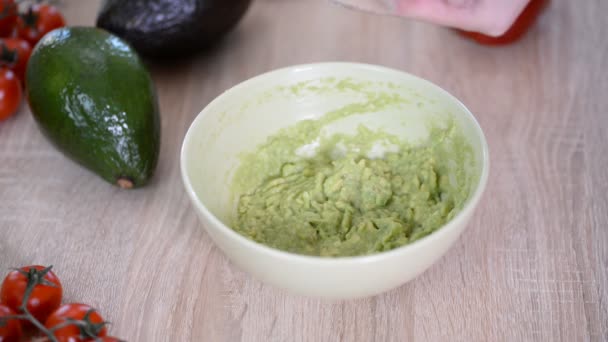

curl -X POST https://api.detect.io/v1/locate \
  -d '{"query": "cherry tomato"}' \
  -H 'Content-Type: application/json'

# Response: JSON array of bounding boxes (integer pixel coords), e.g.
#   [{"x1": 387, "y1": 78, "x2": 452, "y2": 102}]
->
[
  {"x1": 17, "y1": 4, "x2": 65, "y2": 46},
  {"x1": 45, "y1": 304, "x2": 107, "y2": 342},
  {"x1": 458, "y1": 0, "x2": 549, "y2": 45},
  {"x1": 0, "y1": 265, "x2": 62, "y2": 323},
  {"x1": 0, "y1": 0, "x2": 17, "y2": 37},
  {"x1": 0, "y1": 304, "x2": 22, "y2": 342},
  {"x1": 0, "y1": 68, "x2": 21, "y2": 121},
  {"x1": 0, "y1": 38, "x2": 32, "y2": 82}
]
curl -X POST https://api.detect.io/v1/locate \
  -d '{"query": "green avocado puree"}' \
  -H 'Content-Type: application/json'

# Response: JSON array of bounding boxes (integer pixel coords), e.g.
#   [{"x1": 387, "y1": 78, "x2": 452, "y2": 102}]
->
[{"x1": 230, "y1": 81, "x2": 473, "y2": 257}]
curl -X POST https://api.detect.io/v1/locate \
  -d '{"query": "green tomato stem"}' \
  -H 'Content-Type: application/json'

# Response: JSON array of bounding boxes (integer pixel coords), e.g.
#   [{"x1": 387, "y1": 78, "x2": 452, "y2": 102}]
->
[
  {"x1": 23, "y1": 306, "x2": 59, "y2": 342},
  {"x1": 7, "y1": 266, "x2": 109, "y2": 342},
  {"x1": 14, "y1": 266, "x2": 60, "y2": 342}
]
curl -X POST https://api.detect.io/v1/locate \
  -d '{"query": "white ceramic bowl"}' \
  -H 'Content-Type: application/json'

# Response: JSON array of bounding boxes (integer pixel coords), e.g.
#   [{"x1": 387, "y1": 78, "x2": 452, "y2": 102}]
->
[{"x1": 181, "y1": 63, "x2": 489, "y2": 299}]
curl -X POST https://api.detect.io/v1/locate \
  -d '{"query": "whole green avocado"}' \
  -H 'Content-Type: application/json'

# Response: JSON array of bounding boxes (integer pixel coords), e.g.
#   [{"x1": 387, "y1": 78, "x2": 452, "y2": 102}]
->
[{"x1": 26, "y1": 27, "x2": 161, "y2": 189}]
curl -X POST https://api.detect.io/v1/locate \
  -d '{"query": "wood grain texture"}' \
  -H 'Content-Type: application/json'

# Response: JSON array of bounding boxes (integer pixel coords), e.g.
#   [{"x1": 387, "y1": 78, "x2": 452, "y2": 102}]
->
[{"x1": 1, "y1": 0, "x2": 607, "y2": 341}]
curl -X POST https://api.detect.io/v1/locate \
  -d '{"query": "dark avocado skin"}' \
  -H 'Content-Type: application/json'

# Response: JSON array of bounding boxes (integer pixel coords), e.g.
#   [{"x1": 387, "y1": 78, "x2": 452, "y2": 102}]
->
[
  {"x1": 26, "y1": 27, "x2": 161, "y2": 188},
  {"x1": 96, "y1": 0, "x2": 252, "y2": 58}
]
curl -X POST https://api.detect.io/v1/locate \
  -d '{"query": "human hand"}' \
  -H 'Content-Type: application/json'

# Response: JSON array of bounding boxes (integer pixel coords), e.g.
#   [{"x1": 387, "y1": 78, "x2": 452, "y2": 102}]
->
[
  {"x1": 333, "y1": 0, "x2": 535, "y2": 37},
  {"x1": 394, "y1": 0, "x2": 531, "y2": 36}
]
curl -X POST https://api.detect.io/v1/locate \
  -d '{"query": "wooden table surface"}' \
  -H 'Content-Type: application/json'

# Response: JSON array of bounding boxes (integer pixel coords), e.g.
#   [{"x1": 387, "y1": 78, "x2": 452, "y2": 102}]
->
[{"x1": 1, "y1": 0, "x2": 607, "y2": 341}]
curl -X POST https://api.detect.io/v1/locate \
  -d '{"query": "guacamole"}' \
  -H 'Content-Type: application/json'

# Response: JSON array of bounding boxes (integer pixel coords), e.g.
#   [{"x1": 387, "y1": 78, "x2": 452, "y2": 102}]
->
[{"x1": 232, "y1": 121, "x2": 472, "y2": 257}]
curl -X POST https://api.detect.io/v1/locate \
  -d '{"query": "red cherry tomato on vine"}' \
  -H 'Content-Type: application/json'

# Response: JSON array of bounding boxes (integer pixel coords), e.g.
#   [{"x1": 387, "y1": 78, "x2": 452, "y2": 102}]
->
[
  {"x1": 45, "y1": 303, "x2": 108, "y2": 342},
  {"x1": 0, "y1": 265, "x2": 62, "y2": 323},
  {"x1": 17, "y1": 4, "x2": 65, "y2": 46},
  {"x1": 0, "y1": 304, "x2": 22, "y2": 342},
  {"x1": 0, "y1": 38, "x2": 32, "y2": 82},
  {"x1": 0, "y1": 68, "x2": 21, "y2": 121},
  {"x1": 0, "y1": 0, "x2": 17, "y2": 37},
  {"x1": 458, "y1": 0, "x2": 549, "y2": 45}
]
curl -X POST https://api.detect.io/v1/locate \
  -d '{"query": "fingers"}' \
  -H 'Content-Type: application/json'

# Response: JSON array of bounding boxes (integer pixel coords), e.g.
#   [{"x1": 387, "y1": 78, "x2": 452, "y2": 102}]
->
[{"x1": 394, "y1": 0, "x2": 530, "y2": 36}]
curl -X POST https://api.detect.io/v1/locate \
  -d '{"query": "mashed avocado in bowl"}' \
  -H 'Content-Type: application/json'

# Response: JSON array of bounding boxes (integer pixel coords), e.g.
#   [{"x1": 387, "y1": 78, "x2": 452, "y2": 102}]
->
[
  {"x1": 232, "y1": 120, "x2": 472, "y2": 257},
  {"x1": 181, "y1": 63, "x2": 488, "y2": 298}
]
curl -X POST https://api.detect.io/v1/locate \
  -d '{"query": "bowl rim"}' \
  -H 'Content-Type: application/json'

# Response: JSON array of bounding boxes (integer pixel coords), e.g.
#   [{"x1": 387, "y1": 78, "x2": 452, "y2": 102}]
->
[{"x1": 180, "y1": 62, "x2": 490, "y2": 265}]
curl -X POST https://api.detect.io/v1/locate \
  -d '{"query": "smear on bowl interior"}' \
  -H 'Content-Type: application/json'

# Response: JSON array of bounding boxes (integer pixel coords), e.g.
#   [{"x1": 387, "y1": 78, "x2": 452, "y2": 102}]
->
[{"x1": 230, "y1": 84, "x2": 474, "y2": 257}]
